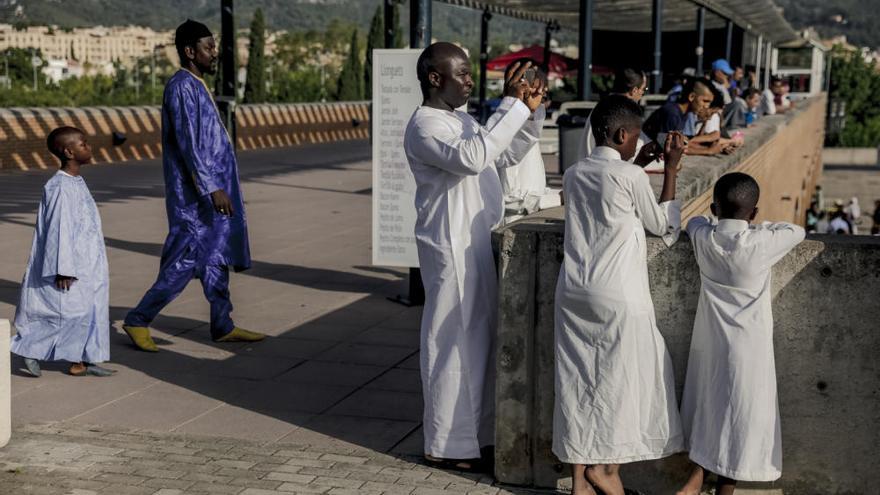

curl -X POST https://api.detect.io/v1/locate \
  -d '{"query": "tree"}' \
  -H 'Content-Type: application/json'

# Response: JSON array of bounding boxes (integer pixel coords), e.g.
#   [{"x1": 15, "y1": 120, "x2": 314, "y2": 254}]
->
[
  {"x1": 827, "y1": 45, "x2": 880, "y2": 147},
  {"x1": 244, "y1": 8, "x2": 267, "y2": 103},
  {"x1": 392, "y1": 1, "x2": 405, "y2": 48},
  {"x1": 336, "y1": 28, "x2": 363, "y2": 101},
  {"x1": 364, "y1": 6, "x2": 383, "y2": 99}
]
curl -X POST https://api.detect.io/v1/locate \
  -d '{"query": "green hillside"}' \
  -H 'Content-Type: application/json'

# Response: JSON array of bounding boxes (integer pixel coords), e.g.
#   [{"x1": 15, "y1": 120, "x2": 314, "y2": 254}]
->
[{"x1": 776, "y1": 0, "x2": 880, "y2": 49}]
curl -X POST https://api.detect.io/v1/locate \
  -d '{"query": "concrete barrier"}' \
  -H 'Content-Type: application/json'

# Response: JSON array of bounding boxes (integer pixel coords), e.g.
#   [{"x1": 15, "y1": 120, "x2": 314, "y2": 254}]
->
[
  {"x1": 0, "y1": 319, "x2": 10, "y2": 448},
  {"x1": 0, "y1": 101, "x2": 370, "y2": 171},
  {"x1": 494, "y1": 223, "x2": 880, "y2": 494},
  {"x1": 822, "y1": 147, "x2": 878, "y2": 166}
]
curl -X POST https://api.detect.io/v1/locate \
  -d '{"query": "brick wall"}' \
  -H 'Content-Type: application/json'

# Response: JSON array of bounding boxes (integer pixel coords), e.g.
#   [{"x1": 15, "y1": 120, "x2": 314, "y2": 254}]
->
[{"x1": 0, "y1": 102, "x2": 370, "y2": 171}]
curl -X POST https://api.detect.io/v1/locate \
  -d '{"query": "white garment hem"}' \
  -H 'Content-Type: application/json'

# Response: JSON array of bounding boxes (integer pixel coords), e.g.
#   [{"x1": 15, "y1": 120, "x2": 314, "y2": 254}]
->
[
  {"x1": 554, "y1": 445, "x2": 685, "y2": 465},
  {"x1": 689, "y1": 451, "x2": 781, "y2": 482}
]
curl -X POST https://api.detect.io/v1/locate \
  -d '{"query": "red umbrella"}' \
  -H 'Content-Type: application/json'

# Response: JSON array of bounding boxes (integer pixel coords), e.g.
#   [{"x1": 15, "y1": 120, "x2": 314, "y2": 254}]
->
[{"x1": 486, "y1": 45, "x2": 612, "y2": 79}]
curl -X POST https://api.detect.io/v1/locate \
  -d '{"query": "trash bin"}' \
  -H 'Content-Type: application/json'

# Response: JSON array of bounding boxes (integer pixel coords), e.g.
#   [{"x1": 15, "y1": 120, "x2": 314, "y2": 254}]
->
[{"x1": 557, "y1": 113, "x2": 588, "y2": 174}]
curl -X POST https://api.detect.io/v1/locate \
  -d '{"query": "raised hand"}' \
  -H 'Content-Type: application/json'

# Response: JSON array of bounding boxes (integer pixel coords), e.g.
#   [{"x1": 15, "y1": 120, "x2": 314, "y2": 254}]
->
[
  {"x1": 524, "y1": 77, "x2": 546, "y2": 112},
  {"x1": 664, "y1": 131, "x2": 687, "y2": 174},
  {"x1": 503, "y1": 61, "x2": 532, "y2": 100}
]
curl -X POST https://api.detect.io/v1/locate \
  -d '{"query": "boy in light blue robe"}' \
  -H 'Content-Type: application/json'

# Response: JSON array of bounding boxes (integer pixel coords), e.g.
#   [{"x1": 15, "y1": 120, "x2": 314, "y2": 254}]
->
[{"x1": 12, "y1": 127, "x2": 114, "y2": 377}]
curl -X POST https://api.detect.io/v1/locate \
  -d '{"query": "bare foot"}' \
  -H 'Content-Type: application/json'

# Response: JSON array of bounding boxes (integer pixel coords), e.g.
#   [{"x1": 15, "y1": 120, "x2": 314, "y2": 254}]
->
[
  {"x1": 676, "y1": 464, "x2": 705, "y2": 495},
  {"x1": 572, "y1": 464, "x2": 598, "y2": 495},
  {"x1": 586, "y1": 464, "x2": 624, "y2": 495}
]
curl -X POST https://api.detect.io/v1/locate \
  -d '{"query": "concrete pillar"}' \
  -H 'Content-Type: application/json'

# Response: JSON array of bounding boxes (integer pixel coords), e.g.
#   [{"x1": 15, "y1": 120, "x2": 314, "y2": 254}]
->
[
  {"x1": 725, "y1": 19, "x2": 734, "y2": 62},
  {"x1": 695, "y1": 7, "x2": 706, "y2": 76},
  {"x1": 219, "y1": 0, "x2": 237, "y2": 147},
  {"x1": 755, "y1": 34, "x2": 763, "y2": 87},
  {"x1": 410, "y1": 0, "x2": 432, "y2": 49},
  {"x1": 0, "y1": 319, "x2": 10, "y2": 448},
  {"x1": 479, "y1": 9, "x2": 492, "y2": 124},
  {"x1": 764, "y1": 40, "x2": 773, "y2": 89},
  {"x1": 542, "y1": 21, "x2": 559, "y2": 74},
  {"x1": 577, "y1": 0, "x2": 594, "y2": 101},
  {"x1": 651, "y1": 0, "x2": 663, "y2": 93}
]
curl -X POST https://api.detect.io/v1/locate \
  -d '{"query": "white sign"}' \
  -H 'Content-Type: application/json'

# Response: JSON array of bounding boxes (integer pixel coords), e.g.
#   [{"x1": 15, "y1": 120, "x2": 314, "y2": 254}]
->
[{"x1": 372, "y1": 49, "x2": 422, "y2": 267}]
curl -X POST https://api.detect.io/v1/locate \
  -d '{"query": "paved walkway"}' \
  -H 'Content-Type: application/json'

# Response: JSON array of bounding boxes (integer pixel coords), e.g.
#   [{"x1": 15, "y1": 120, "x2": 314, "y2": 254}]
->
[{"x1": 0, "y1": 142, "x2": 554, "y2": 494}]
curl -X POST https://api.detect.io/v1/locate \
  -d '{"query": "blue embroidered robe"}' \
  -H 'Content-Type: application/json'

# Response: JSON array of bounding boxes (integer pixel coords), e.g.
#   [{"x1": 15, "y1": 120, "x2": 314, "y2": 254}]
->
[{"x1": 12, "y1": 172, "x2": 110, "y2": 363}]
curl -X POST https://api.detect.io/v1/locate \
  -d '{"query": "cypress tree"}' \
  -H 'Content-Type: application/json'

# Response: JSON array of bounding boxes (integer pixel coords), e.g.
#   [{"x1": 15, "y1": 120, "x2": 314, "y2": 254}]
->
[
  {"x1": 244, "y1": 8, "x2": 267, "y2": 103},
  {"x1": 365, "y1": 6, "x2": 383, "y2": 99},
  {"x1": 337, "y1": 28, "x2": 364, "y2": 101},
  {"x1": 393, "y1": 1, "x2": 405, "y2": 48}
]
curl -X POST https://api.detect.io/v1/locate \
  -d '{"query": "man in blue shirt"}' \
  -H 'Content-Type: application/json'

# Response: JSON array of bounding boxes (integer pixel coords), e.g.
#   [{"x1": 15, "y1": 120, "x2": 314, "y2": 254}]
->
[{"x1": 644, "y1": 79, "x2": 713, "y2": 141}]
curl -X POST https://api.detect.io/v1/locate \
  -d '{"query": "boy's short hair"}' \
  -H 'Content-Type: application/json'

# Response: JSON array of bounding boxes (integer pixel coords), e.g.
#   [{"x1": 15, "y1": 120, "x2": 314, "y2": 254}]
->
[
  {"x1": 611, "y1": 67, "x2": 645, "y2": 94},
  {"x1": 682, "y1": 78, "x2": 712, "y2": 100},
  {"x1": 590, "y1": 94, "x2": 643, "y2": 145},
  {"x1": 47, "y1": 126, "x2": 84, "y2": 162},
  {"x1": 743, "y1": 87, "x2": 761, "y2": 100},
  {"x1": 714, "y1": 172, "x2": 760, "y2": 217}
]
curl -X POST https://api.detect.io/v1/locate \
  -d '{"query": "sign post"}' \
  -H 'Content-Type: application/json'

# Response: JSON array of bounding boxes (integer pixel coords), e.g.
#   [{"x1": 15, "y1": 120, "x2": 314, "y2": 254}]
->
[{"x1": 371, "y1": 49, "x2": 424, "y2": 305}]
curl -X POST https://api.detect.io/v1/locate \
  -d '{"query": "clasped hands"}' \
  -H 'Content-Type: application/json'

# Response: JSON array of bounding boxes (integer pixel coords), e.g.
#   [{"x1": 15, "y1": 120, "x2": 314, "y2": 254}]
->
[{"x1": 502, "y1": 61, "x2": 546, "y2": 113}]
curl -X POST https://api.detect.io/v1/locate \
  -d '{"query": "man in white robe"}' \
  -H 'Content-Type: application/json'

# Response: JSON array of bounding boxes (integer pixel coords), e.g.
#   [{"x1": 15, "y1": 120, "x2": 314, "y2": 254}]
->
[
  {"x1": 493, "y1": 61, "x2": 560, "y2": 224},
  {"x1": 553, "y1": 95, "x2": 685, "y2": 495},
  {"x1": 677, "y1": 173, "x2": 805, "y2": 495},
  {"x1": 12, "y1": 127, "x2": 113, "y2": 378},
  {"x1": 403, "y1": 42, "x2": 546, "y2": 469}
]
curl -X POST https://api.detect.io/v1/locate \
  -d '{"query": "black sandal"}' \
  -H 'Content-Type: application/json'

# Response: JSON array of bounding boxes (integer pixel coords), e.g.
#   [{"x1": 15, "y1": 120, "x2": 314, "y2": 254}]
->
[{"x1": 423, "y1": 454, "x2": 483, "y2": 473}]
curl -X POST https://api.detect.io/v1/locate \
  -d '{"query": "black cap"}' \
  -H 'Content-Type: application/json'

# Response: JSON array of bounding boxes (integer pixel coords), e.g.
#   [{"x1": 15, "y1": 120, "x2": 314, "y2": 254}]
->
[{"x1": 175, "y1": 19, "x2": 213, "y2": 49}]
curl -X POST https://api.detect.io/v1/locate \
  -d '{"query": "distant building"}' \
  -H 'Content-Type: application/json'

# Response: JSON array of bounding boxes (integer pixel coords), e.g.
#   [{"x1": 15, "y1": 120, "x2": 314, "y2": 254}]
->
[{"x1": 0, "y1": 24, "x2": 173, "y2": 68}]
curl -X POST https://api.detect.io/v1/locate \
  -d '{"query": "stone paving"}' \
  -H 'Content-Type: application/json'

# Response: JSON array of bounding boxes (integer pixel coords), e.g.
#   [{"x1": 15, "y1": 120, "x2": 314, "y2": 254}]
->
[
  {"x1": 0, "y1": 423, "x2": 547, "y2": 495},
  {"x1": 0, "y1": 141, "x2": 559, "y2": 494}
]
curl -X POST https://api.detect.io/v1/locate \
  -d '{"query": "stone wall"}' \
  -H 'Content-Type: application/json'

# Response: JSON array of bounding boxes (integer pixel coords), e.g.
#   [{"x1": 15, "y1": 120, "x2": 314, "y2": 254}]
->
[
  {"x1": 0, "y1": 102, "x2": 370, "y2": 171},
  {"x1": 494, "y1": 223, "x2": 880, "y2": 494}
]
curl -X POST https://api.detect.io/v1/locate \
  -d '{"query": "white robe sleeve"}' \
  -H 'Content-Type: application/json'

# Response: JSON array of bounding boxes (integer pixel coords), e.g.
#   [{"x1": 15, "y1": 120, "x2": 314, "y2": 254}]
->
[
  {"x1": 632, "y1": 172, "x2": 681, "y2": 246},
  {"x1": 408, "y1": 97, "x2": 530, "y2": 176},
  {"x1": 758, "y1": 222, "x2": 806, "y2": 267},
  {"x1": 489, "y1": 103, "x2": 545, "y2": 169},
  {"x1": 39, "y1": 184, "x2": 79, "y2": 280}
]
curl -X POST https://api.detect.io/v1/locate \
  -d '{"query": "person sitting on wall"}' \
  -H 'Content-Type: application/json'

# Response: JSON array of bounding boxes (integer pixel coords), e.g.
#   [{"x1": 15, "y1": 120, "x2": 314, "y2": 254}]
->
[
  {"x1": 725, "y1": 88, "x2": 762, "y2": 129},
  {"x1": 644, "y1": 79, "x2": 723, "y2": 156}
]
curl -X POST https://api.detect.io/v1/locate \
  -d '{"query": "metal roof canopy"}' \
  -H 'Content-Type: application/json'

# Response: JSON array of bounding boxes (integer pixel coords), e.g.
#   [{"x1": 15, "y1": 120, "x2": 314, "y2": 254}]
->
[{"x1": 439, "y1": 0, "x2": 797, "y2": 44}]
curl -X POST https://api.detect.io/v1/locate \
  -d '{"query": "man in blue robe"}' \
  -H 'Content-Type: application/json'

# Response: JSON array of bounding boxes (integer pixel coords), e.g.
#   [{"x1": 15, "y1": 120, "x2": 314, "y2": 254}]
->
[{"x1": 123, "y1": 20, "x2": 264, "y2": 351}]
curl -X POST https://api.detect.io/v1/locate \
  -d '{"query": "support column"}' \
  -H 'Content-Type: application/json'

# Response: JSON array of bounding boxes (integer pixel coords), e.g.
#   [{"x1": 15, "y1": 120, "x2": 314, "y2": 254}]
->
[
  {"x1": 725, "y1": 19, "x2": 734, "y2": 62},
  {"x1": 577, "y1": 0, "x2": 593, "y2": 100},
  {"x1": 764, "y1": 40, "x2": 773, "y2": 89},
  {"x1": 542, "y1": 21, "x2": 559, "y2": 74},
  {"x1": 402, "y1": 0, "x2": 430, "y2": 307},
  {"x1": 651, "y1": 0, "x2": 663, "y2": 93},
  {"x1": 219, "y1": 0, "x2": 237, "y2": 147},
  {"x1": 410, "y1": 0, "x2": 432, "y2": 49},
  {"x1": 695, "y1": 6, "x2": 706, "y2": 76},
  {"x1": 755, "y1": 34, "x2": 763, "y2": 87},
  {"x1": 479, "y1": 9, "x2": 492, "y2": 124},
  {"x1": 384, "y1": 0, "x2": 395, "y2": 48}
]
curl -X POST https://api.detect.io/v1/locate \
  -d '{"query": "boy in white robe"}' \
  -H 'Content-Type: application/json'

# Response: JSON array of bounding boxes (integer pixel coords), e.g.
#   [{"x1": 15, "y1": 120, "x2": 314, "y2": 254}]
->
[
  {"x1": 577, "y1": 67, "x2": 663, "y2": 172},
  {"x1": 12, "y1": 127, "x2": 113, "y2": 378},
  {"x1": 404, "y1": 42, "x2": 545, "y2": 471},
  {"x1": 553, "y1": 95, "x2": 686, "y2": 495},
  {"x1": 494, "y1": 61, "x2": 560, "y2": 224},
  {"x1": 677, "y1": 173, "x2": 805, "y2": 495}
]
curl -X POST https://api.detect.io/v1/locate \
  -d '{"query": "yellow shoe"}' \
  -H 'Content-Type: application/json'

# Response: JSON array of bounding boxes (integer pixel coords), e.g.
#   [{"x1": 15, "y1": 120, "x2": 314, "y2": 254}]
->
[
  {"x1": 122, "y1": 325, "x2": 159, "y2": 352},
  {"x1": 214, "y1": 327, "x2": 266, "y2": 343}
]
